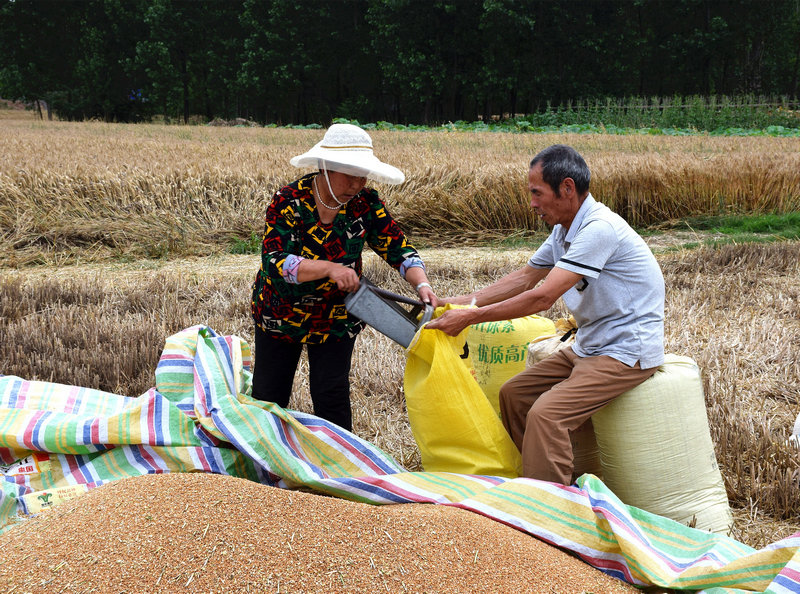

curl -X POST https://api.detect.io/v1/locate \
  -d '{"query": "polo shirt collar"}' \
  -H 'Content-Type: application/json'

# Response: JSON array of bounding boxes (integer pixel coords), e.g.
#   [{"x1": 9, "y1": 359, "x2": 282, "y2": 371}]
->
[{"x1": 563, "y1": 193, "x2": 596, "y2": 244}]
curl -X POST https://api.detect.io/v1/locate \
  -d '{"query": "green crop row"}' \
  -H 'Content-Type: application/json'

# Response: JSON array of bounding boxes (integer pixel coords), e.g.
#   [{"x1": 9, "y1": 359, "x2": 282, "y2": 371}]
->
[{"x1": 323, "y1": 119, "x2": 800, "y2": 137}]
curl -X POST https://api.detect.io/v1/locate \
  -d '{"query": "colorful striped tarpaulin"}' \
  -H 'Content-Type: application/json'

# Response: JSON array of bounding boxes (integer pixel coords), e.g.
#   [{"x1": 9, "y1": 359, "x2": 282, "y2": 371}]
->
[{"x1": 1, "y1": 325, "x2": 798, "y2": 593}]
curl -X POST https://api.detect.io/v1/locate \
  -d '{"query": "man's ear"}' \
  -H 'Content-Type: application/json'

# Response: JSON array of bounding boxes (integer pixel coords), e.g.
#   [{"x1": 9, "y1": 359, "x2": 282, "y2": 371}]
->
[{"x1": 560, "y1": 177, "x2": 576, "y2": 197}]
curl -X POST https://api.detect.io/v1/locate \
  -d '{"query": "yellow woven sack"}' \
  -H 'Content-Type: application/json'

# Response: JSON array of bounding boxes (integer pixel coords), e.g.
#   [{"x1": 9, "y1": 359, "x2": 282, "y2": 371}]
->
[
  {"x1": 404, "y1": 310, "x2": 522, "y2": 477},
  {"x1": 592, "y1": 354, "x2": 733, "y2": 534},
  {"x1": 468, "y1": 315, "x2": 556, "y2": 417}
]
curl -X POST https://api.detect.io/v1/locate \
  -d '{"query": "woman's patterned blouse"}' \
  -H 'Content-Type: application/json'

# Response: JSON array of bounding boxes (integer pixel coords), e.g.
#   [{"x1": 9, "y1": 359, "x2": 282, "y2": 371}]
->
[{"x1": 251, "y1": 173, "x2": 421, "y2": 344}]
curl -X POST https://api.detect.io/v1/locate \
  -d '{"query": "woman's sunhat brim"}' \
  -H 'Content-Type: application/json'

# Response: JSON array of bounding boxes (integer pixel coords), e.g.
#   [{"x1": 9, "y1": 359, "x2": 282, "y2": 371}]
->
[{"x1": 290, "y1": 143, "x2": 405, "y2": 185}]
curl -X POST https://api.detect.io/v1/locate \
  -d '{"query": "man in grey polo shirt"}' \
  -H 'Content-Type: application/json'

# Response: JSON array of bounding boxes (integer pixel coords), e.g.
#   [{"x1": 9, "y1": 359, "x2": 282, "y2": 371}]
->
[{"x1": 427, "y1": 144, "x2": 665, "y2": 485}]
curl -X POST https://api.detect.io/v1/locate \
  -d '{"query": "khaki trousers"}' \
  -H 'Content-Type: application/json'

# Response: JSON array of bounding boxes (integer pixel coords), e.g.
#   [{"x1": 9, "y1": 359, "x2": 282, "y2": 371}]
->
[{"x1": 498, "y1": 347, "x2": 657, "y2": 485}]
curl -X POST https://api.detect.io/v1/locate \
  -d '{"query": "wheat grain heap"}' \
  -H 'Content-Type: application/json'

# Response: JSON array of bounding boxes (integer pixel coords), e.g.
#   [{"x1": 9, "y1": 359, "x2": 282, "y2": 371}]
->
[{"x1": 0, "y1": 472, "x2": 636, "y2": 593}]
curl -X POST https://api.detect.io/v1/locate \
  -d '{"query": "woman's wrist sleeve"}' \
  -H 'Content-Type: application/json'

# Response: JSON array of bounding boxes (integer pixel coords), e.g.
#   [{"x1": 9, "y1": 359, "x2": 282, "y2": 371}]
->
[
  {"x1": 399, "y1": 257, "x2": 425, "y2": 279},
  {"x1": 282, "y1": 254, "x2": 305, "y2": 284}
]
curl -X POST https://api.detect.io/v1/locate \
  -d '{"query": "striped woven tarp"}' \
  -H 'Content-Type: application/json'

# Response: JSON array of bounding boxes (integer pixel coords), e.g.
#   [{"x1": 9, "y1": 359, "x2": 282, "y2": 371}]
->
[{"x1": 1, "y1": 326, "x2": 798, "y2": 593}]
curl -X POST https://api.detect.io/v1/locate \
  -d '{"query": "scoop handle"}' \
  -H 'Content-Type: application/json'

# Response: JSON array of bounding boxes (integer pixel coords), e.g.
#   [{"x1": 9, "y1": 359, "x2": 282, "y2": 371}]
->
[{"x1": 360, "y1": 279, "x2": 425, "y2": 307}]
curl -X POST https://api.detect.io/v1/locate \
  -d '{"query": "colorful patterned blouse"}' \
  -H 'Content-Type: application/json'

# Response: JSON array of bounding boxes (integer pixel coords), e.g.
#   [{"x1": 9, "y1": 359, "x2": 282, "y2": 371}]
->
[{"x1": 251, "y1": 173, "x2": 422, "y2": 344}]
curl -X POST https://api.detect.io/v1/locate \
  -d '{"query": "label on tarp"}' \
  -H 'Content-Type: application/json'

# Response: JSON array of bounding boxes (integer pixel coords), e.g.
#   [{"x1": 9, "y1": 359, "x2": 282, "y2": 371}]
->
[
  {"x1": 0, "y1": 451, "x2": 51, "y2": 476},
  {"x1": 21, "y1": 485, "x2": 89, "y2": 515}
]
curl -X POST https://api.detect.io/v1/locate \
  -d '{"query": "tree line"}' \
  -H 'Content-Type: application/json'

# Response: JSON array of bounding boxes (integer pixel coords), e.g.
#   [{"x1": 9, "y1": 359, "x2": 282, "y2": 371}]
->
[{"x1": 1, "y1": 0, "x2": 799, "y2": 125}]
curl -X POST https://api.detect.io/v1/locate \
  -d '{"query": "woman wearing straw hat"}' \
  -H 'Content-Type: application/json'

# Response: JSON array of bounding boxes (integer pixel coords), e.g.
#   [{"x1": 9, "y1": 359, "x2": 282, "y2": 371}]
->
[{"x1": 250, "y1": 123, "x2": 437, "y2": 431}]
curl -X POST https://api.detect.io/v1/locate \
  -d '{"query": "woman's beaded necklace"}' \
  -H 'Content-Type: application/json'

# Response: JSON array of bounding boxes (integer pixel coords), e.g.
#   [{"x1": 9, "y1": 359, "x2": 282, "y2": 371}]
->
[{"x1": 313, "y1": 175, "x2": 343, "y2": 211}]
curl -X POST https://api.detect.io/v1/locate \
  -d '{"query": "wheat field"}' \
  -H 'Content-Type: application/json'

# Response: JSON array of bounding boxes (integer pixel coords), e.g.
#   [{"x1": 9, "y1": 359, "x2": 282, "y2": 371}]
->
[
  {"x1": 1, "y1": 116, "x2": 799, "y2": 549},
  {"x1": 2, "y1": 118, "x2": 800, "y2": 265}
]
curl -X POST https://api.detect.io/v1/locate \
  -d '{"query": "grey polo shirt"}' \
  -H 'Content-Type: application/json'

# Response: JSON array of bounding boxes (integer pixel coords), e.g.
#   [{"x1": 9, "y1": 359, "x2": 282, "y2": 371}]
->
[{"x1": 528, "y1": 194, "x2": 665, "y2": 369}]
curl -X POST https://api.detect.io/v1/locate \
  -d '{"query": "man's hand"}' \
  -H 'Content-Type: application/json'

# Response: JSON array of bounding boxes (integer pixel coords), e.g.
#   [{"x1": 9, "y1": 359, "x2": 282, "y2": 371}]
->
[
  {"x1": 425, "y1": 308, "x2": 476, "y2": 336},
  {"x1": 435, "y1": 295, "x2": 473, "y2": 306}
]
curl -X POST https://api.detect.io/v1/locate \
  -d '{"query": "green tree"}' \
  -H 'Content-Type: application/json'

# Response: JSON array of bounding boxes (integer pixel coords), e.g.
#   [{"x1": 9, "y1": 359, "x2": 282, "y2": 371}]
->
[
  {"x1": 73, "y1": 0, "x2": 150, "y2": 121},
  {"x1": 239, "y1": 0, "x2": 374, "y2": 124},
  {"x1": 628, "y1": 0, "x2": 800, "y2": 97},
  {"x1": 474, "y1": 0, "x2": 536, "y2": 120},
  {"x1": 366, "y1": 0, "x2": 485, "y2": 123},
  {"x1": 238, "y1": 0, "x2": 324, "y2": 123},
  {"x1": 0, "y1": 0, "x2": 81, "y2": 118},
  {"x1": 137, "y1": 0, "x2": 244, "y2": 123},
  {"x1": 2, "y1": 0, "x2": 798, "y2": 125}
]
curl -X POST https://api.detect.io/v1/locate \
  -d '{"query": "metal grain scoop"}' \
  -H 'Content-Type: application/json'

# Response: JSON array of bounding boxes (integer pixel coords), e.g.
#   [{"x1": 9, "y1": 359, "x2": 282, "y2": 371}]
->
[{"x1": 344, "y1": 278, "x2": 434, "y2": 348}]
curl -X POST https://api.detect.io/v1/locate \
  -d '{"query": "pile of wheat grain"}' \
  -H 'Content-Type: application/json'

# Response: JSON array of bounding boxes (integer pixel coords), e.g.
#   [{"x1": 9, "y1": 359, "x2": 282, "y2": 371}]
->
[{"x1": 0, "y1": 472, "x2": 637, "y2": 593}]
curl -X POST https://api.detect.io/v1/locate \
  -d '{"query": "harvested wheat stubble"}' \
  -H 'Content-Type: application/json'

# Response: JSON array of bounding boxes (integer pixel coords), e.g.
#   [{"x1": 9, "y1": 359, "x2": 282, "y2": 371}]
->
[{"x1": 0, "y1": 473, "x2": 637, "y2": 593}]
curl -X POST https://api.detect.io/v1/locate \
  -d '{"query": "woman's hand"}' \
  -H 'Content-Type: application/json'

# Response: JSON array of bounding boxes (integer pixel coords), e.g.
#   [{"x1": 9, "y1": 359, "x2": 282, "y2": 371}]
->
[
  {"x1": 417, "y1": 284, "x2": 438, "y2": 307},
  {"x1": 295, "y1": 259, "x2": 360, "y2": 291},
  {"x1": 405, "y1": 268, "x2": 438, "y2": 307},
  {"x1": 327, "y1": 263, "x2": 361, "y2": 292}
]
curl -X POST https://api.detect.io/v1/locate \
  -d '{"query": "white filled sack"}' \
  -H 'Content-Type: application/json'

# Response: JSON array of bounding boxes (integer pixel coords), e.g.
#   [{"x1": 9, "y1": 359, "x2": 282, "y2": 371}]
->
[{"x1": 592, "y1": 354, "x2": 733, "y2": 535}]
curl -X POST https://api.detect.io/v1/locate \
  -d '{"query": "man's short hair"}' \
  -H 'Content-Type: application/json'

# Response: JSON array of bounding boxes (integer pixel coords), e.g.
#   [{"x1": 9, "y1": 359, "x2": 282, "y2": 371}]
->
[{"x1": 530, "y1": 145, "x2": 590, "y2": 196}]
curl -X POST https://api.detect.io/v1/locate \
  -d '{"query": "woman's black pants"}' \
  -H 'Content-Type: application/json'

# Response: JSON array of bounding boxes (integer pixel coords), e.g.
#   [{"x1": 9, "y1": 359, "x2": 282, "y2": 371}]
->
[{"x1": 251, "y1": 324, "x2": 357, "y2": 431}]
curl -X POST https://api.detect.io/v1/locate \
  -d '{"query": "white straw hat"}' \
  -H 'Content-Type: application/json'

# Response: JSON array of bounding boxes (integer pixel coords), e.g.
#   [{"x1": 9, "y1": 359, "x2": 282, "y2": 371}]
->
[{"x1": 290, "y1": 124, "x2": 405, "y2": 185}]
